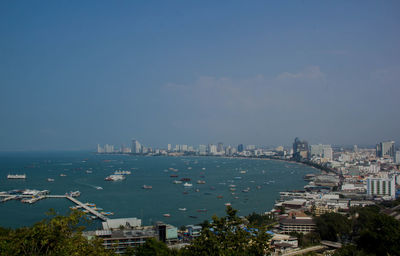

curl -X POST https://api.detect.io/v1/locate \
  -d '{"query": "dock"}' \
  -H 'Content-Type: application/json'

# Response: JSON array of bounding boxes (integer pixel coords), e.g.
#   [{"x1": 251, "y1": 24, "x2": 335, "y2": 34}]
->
[
  {"x1": 1, "y1": 193, "x2": 109, "y2": 221},
  {"x1": 65, "y1": 196, "x2": 108, "y2": 221}
]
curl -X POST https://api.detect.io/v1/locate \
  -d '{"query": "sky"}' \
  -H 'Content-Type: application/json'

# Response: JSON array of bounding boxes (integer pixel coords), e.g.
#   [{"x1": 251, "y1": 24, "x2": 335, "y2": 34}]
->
[{"x1": 0, "y1": 1, "x2": 399, "y2": 151}]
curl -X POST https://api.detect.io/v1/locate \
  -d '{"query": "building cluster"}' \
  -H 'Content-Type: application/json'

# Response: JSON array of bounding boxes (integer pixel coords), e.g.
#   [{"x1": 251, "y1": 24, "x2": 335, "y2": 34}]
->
[{"x1": 93, "y1": 137, "x2": 400, "y2": 254}]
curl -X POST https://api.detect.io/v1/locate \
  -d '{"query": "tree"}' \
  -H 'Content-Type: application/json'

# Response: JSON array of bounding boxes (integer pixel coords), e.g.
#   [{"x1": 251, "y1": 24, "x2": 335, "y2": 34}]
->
[
  {"x1": 128, "y1": 238, "x2": 177, "y2": 256},
  {"x1": 0, "y1": 209, "x2": 114, "y2": 256},
  {"x1": 315, "y1": 212, "x2": 350, "y2": 242},
  {"x1": 182, "y1": 206, "x2": 271, "y2": 256}
]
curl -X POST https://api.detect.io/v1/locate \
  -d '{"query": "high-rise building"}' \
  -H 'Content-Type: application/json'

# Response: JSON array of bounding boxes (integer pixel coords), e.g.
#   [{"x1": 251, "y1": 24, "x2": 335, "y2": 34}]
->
[
  {"x1": 395, "y1": 151, "x2": 400, "y2": 164},
  {"x1": 97, "y1": 144, "x2": 104, "y2": 153},
  {"x1": 167, "y1": 144, "x2": 171, "y2": 151},
  {"x1": 367, "y1": 176, "x2": 396, "y2": 199},
  {"x1": 237, "y1": 144, "x2": 244, "y2": 152},
  {"x1": 131, "y1": 139, "x2": 142, "y2": 154},
  {"x1": 293, "y1": 137, "x2": 309, "y2": 160},
  {"x1": 217, "y1": 142, "x2": 224, "y2": 153},
  {"x1": 208, "y1": 144, "x2": 217, "y2": 154},
  {"x1": 246, "y1": 145, "x2": 256, "y2": 150},
  {"x1": 376, "y1": 141, "x2": 395, "y2": 158},
  {"x1": 310, "y1": 144, "x2": 333, "y2": 161},
  {"x1": 198, "y1": 145, "x2": 207, "y2": 155}
]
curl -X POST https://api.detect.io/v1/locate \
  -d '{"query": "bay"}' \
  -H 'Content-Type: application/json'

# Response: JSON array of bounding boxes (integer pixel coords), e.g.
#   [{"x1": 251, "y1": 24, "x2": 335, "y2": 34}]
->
[{"x1": 0, "y1": 151, "x2": 317, "y2": 228}]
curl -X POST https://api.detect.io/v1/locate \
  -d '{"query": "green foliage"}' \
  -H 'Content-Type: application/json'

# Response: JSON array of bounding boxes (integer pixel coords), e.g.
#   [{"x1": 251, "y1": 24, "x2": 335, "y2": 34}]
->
[
  {"x1": 129, "y1": 238, "x2": 176, "y2": 256},
  {"x1": 289, "y1": 231, "x2": 320, "y2": 248},
  {"x1": 0, "y1": 209, "x2": 114, "y2": 256},
  {"x1": 315, "y1": 212, "x2": 350, "y2": 242},
  {"x1": 181, "y1": 206, "x2": 271, "y2": 256},
  {"x1": 246, "y1": 212, "x2": 275, "y2": 228}
]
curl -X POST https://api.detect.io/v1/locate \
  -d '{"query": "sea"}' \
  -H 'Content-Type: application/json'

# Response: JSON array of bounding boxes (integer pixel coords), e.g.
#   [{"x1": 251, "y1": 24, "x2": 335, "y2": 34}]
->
[{"x1": 0, "y1": 151, "x2": 317, "y2": 229}]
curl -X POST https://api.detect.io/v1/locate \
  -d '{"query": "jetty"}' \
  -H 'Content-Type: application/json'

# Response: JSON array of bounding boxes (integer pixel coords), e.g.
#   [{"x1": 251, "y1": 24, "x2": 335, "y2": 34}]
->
[{"x1": 65, "y1": 196, "x2": 108, "y2": 221}]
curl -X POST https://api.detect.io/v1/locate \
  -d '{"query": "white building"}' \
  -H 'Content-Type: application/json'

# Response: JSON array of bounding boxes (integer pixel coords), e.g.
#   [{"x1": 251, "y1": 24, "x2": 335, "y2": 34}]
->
[
  {"x1": 131, "y1": 139, "x2": 142, "y2": 154},
  {"x1": 366, "y1": 176, "x2": 396, "y2": 199},
  {"x1": 310, "y1": 144, "x2": 333, "y2": 161}
]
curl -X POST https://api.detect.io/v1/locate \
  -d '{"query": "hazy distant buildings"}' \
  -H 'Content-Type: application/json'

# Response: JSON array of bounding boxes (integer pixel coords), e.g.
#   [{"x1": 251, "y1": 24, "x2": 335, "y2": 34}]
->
[
  {"x1": 167, "y1": 144, "x2": 171, "y2": 151},
  {"x1": 131, "y1": 139, "x2": 142, "y2": 154},
  {"x1": 238, "y1": 144, "x2": 244, "y2": 152},
  {"x1": 217, "y1": 142, "x2": 224, "y2": 153},
  {"x1": 396, "y1": 151, "x2": 400, "y2": 164},
  {"x1": 310, "y1": 144, "x2": 333, "y2": 161},
  {"x1": 376, "y1": 141, "x2": 395, "y2": 158},
  {"x1": 198, "y1": 144, "x2": 207, "y2": 155},
  {"x1": 208, "y1": 144, "x2": 217, "y2": 154},
  {"x1": 293, "y1": 138, "x2": 309, "y2": 160}
]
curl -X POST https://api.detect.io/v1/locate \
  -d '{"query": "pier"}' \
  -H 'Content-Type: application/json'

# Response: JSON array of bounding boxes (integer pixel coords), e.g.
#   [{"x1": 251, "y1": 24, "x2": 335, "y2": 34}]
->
[
  {"x1": 65, "y1": 196, "x2": 109, "y2": 221},
  {"x1": 1, "y1": 193, "x2": 109, "y2": 221}
]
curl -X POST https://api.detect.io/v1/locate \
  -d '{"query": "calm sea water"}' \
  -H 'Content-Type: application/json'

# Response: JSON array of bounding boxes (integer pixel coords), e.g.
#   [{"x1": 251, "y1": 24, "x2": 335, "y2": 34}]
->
[{"x1": 0, "y1": 151, "x2": 317, "y2": 229}]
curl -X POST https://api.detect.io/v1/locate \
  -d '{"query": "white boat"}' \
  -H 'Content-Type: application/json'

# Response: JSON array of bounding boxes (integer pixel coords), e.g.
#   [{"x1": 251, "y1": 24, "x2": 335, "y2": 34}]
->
[
  {"x1": 178, "y1": 208, "x2": 187, "y2": 211},
  {"x1": 60, "y1": 174, "x2": 67, "y2": 177},
  {"x1": 7, "y1": 174, "x2": 26, "y2": 179},
  {"x1": 197, "y1": 180, "x2": 206, "y2": 184},
  {"x1": 225, "y1": 203, "x2": 231, "y2": 206},
  {"x1": 86, "y1": 170, "x2": 93, "y2": 174},
  {"x1": 95, "y1": 186, "x2": 103, "y2": 190},
  {"x1": 183, "y1": 182, "x2": 193, "y2": 187},
  {"x1": 47, "y1": 178, "x2": 55, "y2": 182},
  {"x1": 104, "y1": 174, "x2": 126, "y2": 181},
  {"x1": 163, "y1": 213, "x2": 171, "y2": 217},
  {"x1": 142, "y1": 185, "x2": 152, "y2": 189},
  {"x1": 173, "y1": 180, "x2": 182, "y2": 184}
]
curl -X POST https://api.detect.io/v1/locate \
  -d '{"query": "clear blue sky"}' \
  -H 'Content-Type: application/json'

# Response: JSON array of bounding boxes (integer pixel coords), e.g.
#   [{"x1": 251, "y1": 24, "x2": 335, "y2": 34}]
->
[{"x1": 1, "y1": 1, "x2": 399, "y2": 150}]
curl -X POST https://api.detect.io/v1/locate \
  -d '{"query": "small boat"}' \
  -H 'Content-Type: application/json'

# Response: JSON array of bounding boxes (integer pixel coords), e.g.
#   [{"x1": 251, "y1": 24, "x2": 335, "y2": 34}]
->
[
  {"x1": 217, "y1": 195, "x2": 223, "y2": 199},
  {"x1": 170, "y1": 174, "x2": 178, "y2": 178},
  {"x1": 163, "y1": 213, "x2": 171, "y2": 217},
  {"x1": 180, "y1": 178, "x2": 191, "y2": 181},
  {"x1": 142, "y1": 185, "x2": 152, "y2": 189},
  {"x1": 47, "y1": 178, "x2": 54, "y2": 182},
  {"x1": 239, "y1": 170, "x2": 247, "y2": 174},
  {"x1": 189, "y1": 215, "x2": 198, "y2": 219},
  {"x1": 95, "y1": 186, "x2": 103, "y2": 190},
  {"x1": 86, "y1": 170, "x2": 93, "y2": 174},
  {"x1": 60, "y1": 174, "x2": 67, "y2": 177},
  {"x1": 173, "y1": 180, "x2": 182, "y2": 184},
  {"x1": 197, "y1": 180, "x2": 206, "y2": 184},
  {"x1": 256, "y1": 186, "x2": 262, "y2": 189},
  {"x1": 178, "y1": 208, "x2": 187, "y2": 211},
  {"x1": 187, "y1": 167, "x2": 192, "y2": 170},
  {"x1": 202, "y1": 168, "x2": 206, "y2": 170},
  {"x1": 183, "y1": 182, "x2": 193, "y2": 187},
  {"x1": 195, "y1": 189, "x2": 200, "y2": 192},
  {"x1": 225, "y1": 203, "x2": 231, "y2": 206},
  {"x1": 234, "y1": 177, "x2": 242, "y2": 180}
]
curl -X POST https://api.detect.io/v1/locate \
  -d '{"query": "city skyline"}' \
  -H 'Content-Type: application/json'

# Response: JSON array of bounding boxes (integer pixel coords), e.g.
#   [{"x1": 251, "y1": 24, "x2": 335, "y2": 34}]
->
[{"x1": 1, "y1": 1, "x2": 400, "y2": 151}]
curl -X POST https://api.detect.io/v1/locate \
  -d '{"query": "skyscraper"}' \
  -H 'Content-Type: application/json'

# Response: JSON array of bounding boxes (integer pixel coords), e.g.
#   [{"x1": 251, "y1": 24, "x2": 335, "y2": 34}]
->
[
  {"x1": 217, "y1": 142, "x2": 224, "y2": 153},
  {"x1": 131, "y1": 139, "x2": 142, "y2": 154},
  {"x1": 167, "y1": 144, "x2": 171, "y2": 151},
  {"x1": 293, "y1": 137, "x2": 309, "y2": 160},
  {"x1": 237, "y1": 144, "x2": 244, "y2": 152},
  {"x1": 376, "y1": 141, "x2": 395, "y2": 158}
]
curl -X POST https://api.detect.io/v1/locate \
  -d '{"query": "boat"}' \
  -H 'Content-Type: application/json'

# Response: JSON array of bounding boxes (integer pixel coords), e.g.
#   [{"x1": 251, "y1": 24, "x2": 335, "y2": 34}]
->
[
  {"x1": 183, "y1": 182, "x2": 193, "y2": 187},
  {"x1": 7, "y1": 174, "x2": 26, "y2": 179},
  {"x1": 197, "y1": 180, "x2": 206, "y2": 184},
  {"x1": 173, "y1": 180, "x2": 182, "y2": 184},
  {"x1": 256, "y1": 186, "x2": 262, "y2": 189},
  {"x1": 114, "y1": 170, "x2": 131, "y2": 175},
  {"x1": 195, "y1": 189, "x2": 200, "y2": 192},
  {"x1": 225, "y1": 203, "x2": 231, "y2": 206},
  {"x1": 163, "y1": 213, "x2": 171, "y2": 217},
  {"x1": 189, "y1": 215, "x2": 198, "y2": 219},
  {"x1": 95, "y1": 186, "x2": 103, "y2": 190},
  {"x1": 142, "y1": 185, "x2": 152, "y2": 189},
  {"x1": 47, "y1": 178, "x2": 55, "y2": 182},
  {"x1": 242, "y1": 188, "x2": 250, "y2": 193},
  {"x1": 187, "y1": 167, "x2": 192, "y2": 170},
  {"x1": 234, "y1": 176, "x2": 242, "y2": 180},
  {"x1": 178, "y1": 208, "x2": 187, "y2": 211},
  {"x1": 86, "y1": 170, "x2": 93, "y2": 174},
  {"x1": 170, "y1": 174, "x2": 178, "y2": 178},
  {"x1": 180, "y1": 178, "x2": 191, "y2": 181},
  {"x1": 68, "y1": 191, "x2": 81, "y2": 197},
  {"x1": 239, "y1": 170, "x2": 247, "y2": 174},
  {"x1": 217, "y1": 195, "x2": 223, "y2": 199},
  {"x1": 85, "y1": 203, "x2": 96, "y2": 207},
  {"x1": 104, "y1": 174, "x2": 126, "y2": 181},
  {"x1": 229, "y1": 188, "x2": 236, "y2": 191},
  {"x1": 60, "y1": 174, "x2": 67, "y2": 177},
  {"x1": 202, "y1": 168, "x2": 206, "y2": 170}
]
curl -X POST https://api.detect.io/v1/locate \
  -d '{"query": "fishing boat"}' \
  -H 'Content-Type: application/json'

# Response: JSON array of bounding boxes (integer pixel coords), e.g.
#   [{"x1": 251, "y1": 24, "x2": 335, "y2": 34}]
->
[
  {"x1": 178, "y1": 208, "x2": 187, "y2": 211},
  {"x1": 7, "y1": 174, "x2": 26, "y2": 179}
]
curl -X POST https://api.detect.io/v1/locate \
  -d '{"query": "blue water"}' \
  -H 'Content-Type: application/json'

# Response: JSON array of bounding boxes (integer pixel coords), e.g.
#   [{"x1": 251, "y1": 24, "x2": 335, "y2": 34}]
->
[{"x1": 0, "y1": 151, "x2": 317, "y2": 229}]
